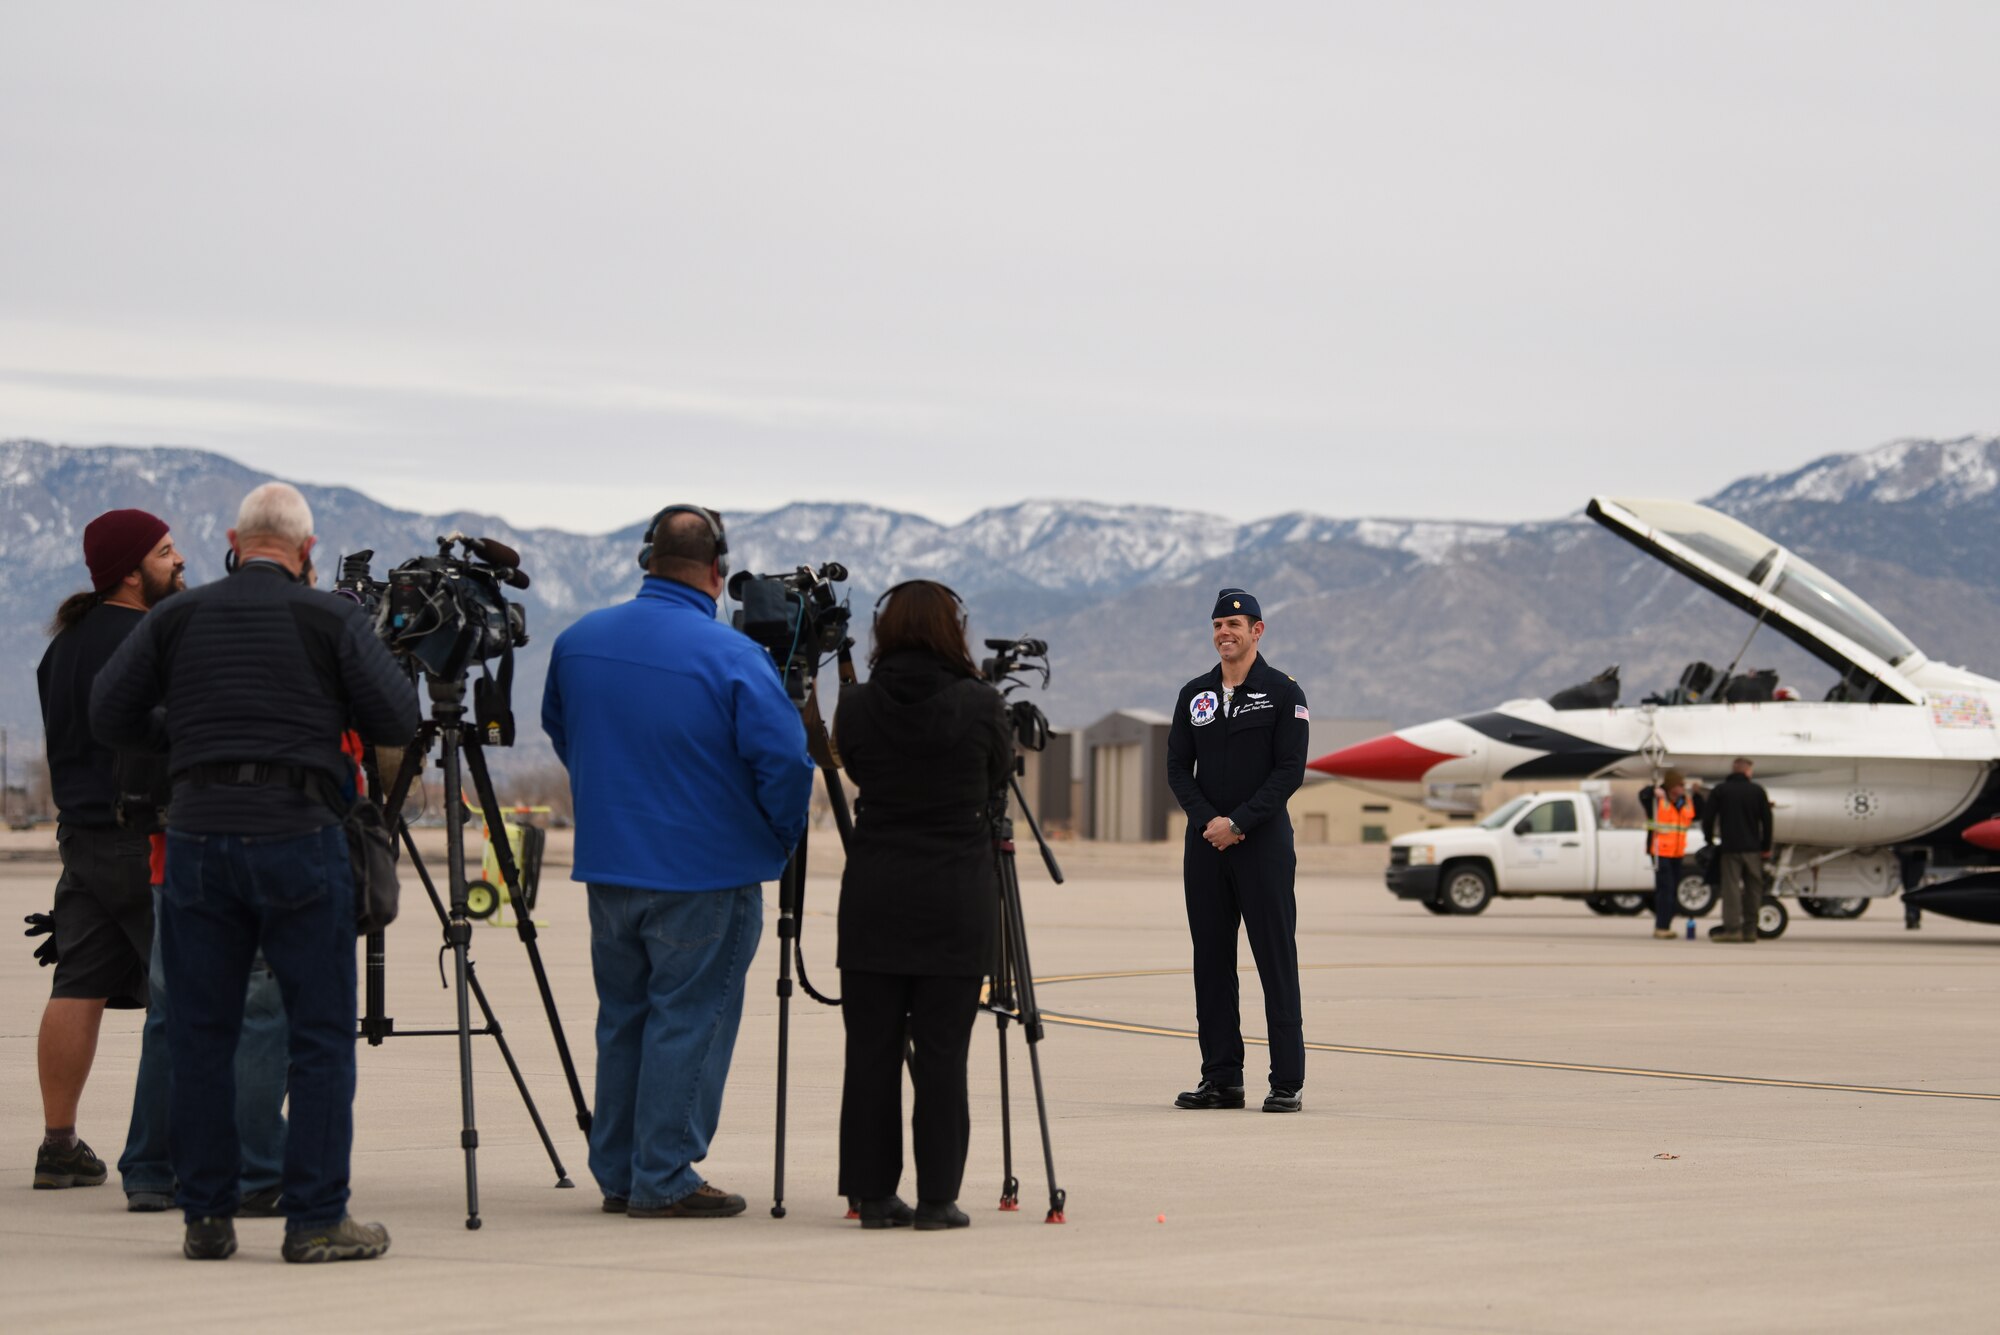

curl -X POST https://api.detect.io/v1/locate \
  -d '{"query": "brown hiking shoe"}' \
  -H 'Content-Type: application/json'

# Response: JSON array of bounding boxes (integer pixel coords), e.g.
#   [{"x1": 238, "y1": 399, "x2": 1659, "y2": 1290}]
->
[
  {"x1": 281, "y1": 1216, "x2": 391, "y2": 1263},
  {"x1": 629, "y1": 1183, "x2": 747, "y2": 1218}
]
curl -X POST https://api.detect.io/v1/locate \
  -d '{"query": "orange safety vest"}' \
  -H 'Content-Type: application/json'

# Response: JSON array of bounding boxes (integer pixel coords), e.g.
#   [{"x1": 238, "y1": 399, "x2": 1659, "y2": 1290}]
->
[{"x1": 1649, "y1": 790, "x2": 1695, "y2": 859}]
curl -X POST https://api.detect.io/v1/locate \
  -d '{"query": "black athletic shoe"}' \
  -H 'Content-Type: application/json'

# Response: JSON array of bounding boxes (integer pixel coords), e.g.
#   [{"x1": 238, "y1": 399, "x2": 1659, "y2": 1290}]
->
[
  {"x1": 127, "y1": 1189, "x2": 175, "y2": 1213},
  {"x1": 237, "y1": 1186, "x2": 284, "y2": 1218},
  {"x1": 281, "y1": 1216, "x2": 391, "y2": 1263},
  {"x1": 183, "y1": 1217, "x2": 238, "y2": 1261},
  {"x1": 1262, "y1": 1085, "x2": 1303, "y2": 1114},
  {"x1": 913, "y1": 1199, "x2": 970, "y2": 1231},
  {"x1": 34, "y1": 1138, "x2": 107, "y2": 1189},
  {"x1": 602, "y1": 1196, "x2": 628, "y2": 1214},
  {"x1": 858, "y1": 1195, "x2": 915, "y2": 1229},
  {"x1": 1174, "y1": 1080, "x2": 1246, "y2": 1110}
]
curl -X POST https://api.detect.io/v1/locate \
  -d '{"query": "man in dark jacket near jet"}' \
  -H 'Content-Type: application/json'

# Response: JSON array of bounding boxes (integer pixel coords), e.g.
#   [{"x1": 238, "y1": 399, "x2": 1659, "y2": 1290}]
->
[
  {"x1": 1165, "y1": 588, "x2": 1311, "y2": 1113},
  {"x1": 1702, "y1": 757, "x2": 1774, "y2": 942}
]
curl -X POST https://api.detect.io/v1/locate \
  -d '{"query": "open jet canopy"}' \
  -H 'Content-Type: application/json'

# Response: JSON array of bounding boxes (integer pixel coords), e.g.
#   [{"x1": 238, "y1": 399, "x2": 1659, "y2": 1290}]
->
[{"x1": 1585, "y1": 496, "x2": 1924, "y2": 705}]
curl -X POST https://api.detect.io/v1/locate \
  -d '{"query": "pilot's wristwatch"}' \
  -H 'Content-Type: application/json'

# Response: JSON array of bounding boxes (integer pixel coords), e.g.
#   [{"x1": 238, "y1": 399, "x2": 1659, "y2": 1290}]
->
[{"x1": 1228, "y1": 820, "x2": 1244, "y2": 837}]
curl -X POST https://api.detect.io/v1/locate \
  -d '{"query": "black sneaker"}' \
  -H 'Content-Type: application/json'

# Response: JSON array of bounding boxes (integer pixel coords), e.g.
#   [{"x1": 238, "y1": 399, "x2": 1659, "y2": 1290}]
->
[
  {"x1": 184, "y1": 1217, "x2": 238, "y2": 1260},
  {"x1": 602, "y1": 1195, "x2": 628, "y2": 1214},
  {"x1": 1262, "y1": 1084, "x2": 1303, "y2": 1113},
  {"x1": 858, "y1": 1195, "x2": 914, "y2": 1229},
  {"x1": 237, "y1": 1186, "x2": 284, "y2": 1218},
  {"x1": 34, "y1": 1138, "x2": 107, "y2": 1189},
  {"x1": 281, "y1": 1216, "x2": 391, "y2": 1263},
  {"x1": 629, "y1": 1183, "x2": 747, "y2": 1218},
  {"x1": 127, "y1": 1189, "x2": 175, "y2": 1213},
  {"x1": 913, "y1": 1199, "x2": 970, "y2": 1231},
  {"x1": 1174, "y1": 1080, "x2": 1246, "y2": 1110}
]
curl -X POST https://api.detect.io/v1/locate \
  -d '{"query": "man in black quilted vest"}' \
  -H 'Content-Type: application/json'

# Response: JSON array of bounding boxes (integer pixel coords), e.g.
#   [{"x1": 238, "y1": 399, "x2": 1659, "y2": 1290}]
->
[{"x1": 92, "y1": 482, "x2": 418, "y2": 1263}]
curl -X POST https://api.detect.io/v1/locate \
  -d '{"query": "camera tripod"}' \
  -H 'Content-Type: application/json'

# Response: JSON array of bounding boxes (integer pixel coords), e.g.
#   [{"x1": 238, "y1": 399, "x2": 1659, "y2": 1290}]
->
[
  {"x1": 986, "y1": 769, "x2": 1067, "y2": 1224},
  {"x1": 769, "y1": 651, "x2": 855, "y2": 1220},
  {"x1": 363, "y1": 674, "x2": 593, "y2": 1229}
]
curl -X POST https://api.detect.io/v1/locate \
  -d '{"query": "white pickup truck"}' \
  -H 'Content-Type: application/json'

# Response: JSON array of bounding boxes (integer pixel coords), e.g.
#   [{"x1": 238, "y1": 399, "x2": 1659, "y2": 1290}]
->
[{"x1": 1385, "y1": 790, "x2": 1736, "y2": 926}]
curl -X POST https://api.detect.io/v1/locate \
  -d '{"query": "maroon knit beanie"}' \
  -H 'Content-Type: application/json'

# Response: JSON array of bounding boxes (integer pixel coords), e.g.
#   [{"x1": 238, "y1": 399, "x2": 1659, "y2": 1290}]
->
[{"x1": 84, "y1": 509, "x2": 170, "y2": 593}]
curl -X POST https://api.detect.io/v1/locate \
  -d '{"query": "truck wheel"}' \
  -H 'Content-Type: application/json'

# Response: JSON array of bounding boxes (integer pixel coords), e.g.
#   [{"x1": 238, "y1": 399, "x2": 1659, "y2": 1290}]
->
[
  {"x1": 1421, "y1": 900, "x2": 1453, "y2": 915},
  {"x1": 1676, "y1": 868, "x2": 1717, "y2": 917},
  {"x1": 1583, "y1": 895, "x2": 1616, "y2": 915},
  {"x1": 1439, "y1": 863, "x2": 1494, "y2": 915},
  {"x1": 1756, "y1": 896, "x2": 1788, "y2": 940},
  {"x1": 1606, "y1": 893, "x2": 1647, "y2": 916}
]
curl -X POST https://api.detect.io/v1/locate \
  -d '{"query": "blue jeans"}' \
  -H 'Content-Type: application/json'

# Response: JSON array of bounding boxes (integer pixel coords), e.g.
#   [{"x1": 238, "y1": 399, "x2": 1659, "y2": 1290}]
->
[
  {"x1": 162, "y1": 826, "x2": 357, "y2": 1228},
  {"x1": 120, "y1": 889, "x2": 290, "y2": 1197},
  {"x1": 587, "y1": 883, "x2": 762, "y2": 1209}
]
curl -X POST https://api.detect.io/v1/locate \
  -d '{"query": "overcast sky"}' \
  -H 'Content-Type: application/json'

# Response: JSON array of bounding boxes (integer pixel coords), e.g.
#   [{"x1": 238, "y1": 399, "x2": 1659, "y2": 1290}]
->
[{"x1": 3, "y1": 2, "x2": 1996, "y2": 534}]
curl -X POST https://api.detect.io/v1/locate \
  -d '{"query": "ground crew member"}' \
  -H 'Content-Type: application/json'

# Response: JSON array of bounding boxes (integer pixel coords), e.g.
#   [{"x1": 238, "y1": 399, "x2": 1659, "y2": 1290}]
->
[
  {"x1": 1639, "y1": 770, "x2": 1702, "y2": 939},
  {"x1": 1165, "y1": 587, "x2": 1310, "y2": 1113},
  {"x1": 1702, "y1": 757, "x2": 1774, "y2": 943}
]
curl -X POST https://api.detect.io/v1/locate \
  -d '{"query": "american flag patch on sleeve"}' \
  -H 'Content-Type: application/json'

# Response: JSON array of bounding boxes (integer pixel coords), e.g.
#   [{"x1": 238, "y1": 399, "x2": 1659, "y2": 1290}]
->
[{"x1": 1295, "y1": 705, "x2": 1310, "y2": 720}]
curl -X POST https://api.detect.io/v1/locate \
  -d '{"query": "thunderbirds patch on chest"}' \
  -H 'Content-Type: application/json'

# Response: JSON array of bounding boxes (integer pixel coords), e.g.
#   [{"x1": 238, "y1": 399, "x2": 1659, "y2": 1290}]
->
[{"x1": 1190, "y1": 691, "x2": 1219, "y2": 726}]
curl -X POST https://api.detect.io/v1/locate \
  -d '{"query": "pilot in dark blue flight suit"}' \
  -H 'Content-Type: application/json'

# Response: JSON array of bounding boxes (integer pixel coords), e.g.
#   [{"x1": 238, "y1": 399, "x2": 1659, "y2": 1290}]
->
[{"x1": 1165, "y1": 588, "x2": 1311, "y2": 1113}]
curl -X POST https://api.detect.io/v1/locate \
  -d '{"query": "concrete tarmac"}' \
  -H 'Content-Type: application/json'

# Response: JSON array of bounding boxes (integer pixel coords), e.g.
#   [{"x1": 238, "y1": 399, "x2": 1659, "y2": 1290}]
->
[{"x1": 3, "y1": 833, "x2": 1996, "y2": 1333}]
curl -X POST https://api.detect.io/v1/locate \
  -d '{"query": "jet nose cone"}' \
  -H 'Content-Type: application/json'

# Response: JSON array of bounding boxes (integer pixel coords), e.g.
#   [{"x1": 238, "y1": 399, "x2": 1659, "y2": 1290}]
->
[
  {"x1": 1961, "y1": 817, "x2": 2000, "y2": 852},
  {"x1": 1309, "y1": 732, "x2": 1463, "y2": 782}
]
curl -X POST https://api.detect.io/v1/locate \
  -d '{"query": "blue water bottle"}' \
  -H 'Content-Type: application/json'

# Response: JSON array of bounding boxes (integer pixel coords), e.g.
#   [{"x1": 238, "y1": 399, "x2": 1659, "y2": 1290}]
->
[{"x1": 1685, "y1": 917, "x2": 1696, "y2": 940}]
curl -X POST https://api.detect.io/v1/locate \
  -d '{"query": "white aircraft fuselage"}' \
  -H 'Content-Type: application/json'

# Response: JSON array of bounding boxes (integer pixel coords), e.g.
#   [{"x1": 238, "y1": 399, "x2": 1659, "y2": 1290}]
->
[{"x1": 1311, "y1": 497, "x2": 2000, "y2": 923}]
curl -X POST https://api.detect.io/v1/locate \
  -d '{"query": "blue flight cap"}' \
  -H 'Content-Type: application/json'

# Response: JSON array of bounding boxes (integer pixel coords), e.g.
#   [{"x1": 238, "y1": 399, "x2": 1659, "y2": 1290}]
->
[{"x1": 1211, "y1": 587, "x2": 1262, "y2": 622}]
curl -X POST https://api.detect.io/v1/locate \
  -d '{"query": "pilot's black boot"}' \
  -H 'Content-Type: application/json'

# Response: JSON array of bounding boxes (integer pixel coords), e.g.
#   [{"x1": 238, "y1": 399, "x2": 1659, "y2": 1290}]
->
[
  {"x1": 1262, "y1": 1084, "x2": 1303, "y2": 1113},
  {"x1": 1174, "y1": 1079, "x2": 1245, "y2": 1110}
]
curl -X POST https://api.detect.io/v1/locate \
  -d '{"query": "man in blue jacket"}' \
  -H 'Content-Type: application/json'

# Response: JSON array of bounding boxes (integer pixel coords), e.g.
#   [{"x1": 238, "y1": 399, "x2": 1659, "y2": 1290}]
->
[{"x1": 543, "y1": 504, "x2": 813, "y2": 1219}]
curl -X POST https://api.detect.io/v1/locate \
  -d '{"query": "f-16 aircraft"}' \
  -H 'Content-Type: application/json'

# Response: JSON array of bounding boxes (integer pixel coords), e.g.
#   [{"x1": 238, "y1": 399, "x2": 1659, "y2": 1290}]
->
[{"x1": 1311, "y1": 496, "x2": 2000, "y2": 930}]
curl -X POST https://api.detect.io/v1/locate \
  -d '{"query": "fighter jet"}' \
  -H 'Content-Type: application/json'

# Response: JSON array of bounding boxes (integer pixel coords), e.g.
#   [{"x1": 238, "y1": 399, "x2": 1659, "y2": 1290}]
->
[{"x1": 1311, "y1": 496, "x2": 2000, "y2": 928}]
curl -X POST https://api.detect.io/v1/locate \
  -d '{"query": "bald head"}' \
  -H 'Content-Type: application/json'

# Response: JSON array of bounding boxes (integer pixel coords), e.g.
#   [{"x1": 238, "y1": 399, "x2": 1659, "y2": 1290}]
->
[
  {"x1": 230, "y1": 482, "x2": 316, "y2": 574},
  {"x1": 646, "y1": 507, "x2": 726, "y2": 593}
]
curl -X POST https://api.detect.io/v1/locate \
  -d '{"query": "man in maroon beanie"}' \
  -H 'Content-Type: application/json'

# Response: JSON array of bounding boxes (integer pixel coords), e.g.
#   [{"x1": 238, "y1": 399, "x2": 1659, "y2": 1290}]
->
[{"x1": 31, "y1": 509, "x2": 184, "y2": 1191}]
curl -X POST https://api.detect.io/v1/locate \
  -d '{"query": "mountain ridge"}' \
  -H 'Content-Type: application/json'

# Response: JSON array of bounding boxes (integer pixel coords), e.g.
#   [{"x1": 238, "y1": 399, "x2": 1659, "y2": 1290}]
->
[{"x1": 3, "y1": 434, "x2": 1997, "y2": 753}]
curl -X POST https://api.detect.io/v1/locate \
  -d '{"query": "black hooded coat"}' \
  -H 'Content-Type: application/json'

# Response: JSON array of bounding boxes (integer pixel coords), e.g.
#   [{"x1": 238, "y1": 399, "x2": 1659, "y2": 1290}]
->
[{"x1": 833, "y1": 650, "x2": 1013, "y2": 978}]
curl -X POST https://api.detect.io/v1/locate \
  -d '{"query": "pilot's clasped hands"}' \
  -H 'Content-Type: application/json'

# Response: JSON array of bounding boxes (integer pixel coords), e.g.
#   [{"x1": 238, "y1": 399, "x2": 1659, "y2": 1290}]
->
[{"x1": 1203, "y1": 816, "x2": 1244, "y2": 850}]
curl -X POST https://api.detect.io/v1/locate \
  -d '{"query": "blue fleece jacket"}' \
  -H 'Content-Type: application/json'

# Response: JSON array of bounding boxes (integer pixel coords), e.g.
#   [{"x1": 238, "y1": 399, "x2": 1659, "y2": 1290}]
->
[{"x1": 542, "y1": 577, "x2": 813, "y2": 892}]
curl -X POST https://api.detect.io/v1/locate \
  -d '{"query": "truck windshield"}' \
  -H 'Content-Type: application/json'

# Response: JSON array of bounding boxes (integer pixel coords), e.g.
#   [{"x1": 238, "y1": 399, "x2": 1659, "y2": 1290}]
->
[{"x1": 1479, "y1": 797, "x2": 1532, "y2": 830}]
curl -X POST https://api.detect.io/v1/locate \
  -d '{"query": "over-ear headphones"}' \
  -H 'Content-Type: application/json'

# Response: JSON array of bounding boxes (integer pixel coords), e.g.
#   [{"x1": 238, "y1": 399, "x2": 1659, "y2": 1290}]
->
[
  {"x1": 874, "y1": 580, "x2": 965, "y2": 616},
  {"x1": 638, "y1": 505, "x2": 729, "y2": 579}
]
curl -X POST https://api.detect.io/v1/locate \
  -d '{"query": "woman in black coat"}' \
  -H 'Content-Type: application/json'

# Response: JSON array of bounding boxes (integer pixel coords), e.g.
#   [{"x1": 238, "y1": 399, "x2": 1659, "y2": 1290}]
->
[{"x1": 833, "y1": 580, "x2": 1013, "y2": 1231}]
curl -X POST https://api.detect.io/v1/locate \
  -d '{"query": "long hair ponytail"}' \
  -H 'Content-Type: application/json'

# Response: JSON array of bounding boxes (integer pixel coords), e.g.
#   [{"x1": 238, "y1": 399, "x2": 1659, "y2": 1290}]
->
[{"x1": 48, "y1": 589, "x2": 104, "y2": 636}]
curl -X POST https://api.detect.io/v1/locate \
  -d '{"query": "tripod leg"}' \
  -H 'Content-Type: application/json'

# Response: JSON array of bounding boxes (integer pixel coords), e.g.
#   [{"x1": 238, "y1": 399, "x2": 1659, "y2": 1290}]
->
[
  {"x1": 997, "y1": 836, "x2": 1065, "y2": 1223},
  {"x1": 437, "y1": 720, "x2": 483, "y2": 1230},
  {"x1": 771, "y1": 846, "x2": 803, "y2": 1219},
  {"x1": 995, "y1": 1014, "x2": 1019, "y2": 1211},
  {"x1": 465, "y1": 963, "x2": 574, "y2": 1187},
  {"x1": 463, "y1": 740, "x2": 594, "y2": 1136}
]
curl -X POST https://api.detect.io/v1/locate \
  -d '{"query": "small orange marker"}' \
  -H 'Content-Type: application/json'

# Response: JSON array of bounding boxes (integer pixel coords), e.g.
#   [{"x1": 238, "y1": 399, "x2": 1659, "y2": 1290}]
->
[{"x1": 1156, "y1": 1214, "x2": 1166, "y2": 1223}]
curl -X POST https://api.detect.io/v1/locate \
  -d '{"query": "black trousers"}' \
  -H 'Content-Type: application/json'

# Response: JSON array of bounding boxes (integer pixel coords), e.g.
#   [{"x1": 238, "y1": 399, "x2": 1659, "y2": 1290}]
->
[
  {"x1": 838, "y1": 970, "x2": 982, "y2": 1203},
  {"x1": 1653, "y1": 856, "x2": 1683, "y2": 931},
  {"x1": 1184, "y1": 831, "x2": 1304, "y2": 1090}
]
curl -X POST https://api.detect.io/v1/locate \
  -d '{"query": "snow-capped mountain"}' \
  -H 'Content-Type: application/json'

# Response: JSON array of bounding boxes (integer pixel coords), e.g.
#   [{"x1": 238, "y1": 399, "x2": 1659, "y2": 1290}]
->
[
  {"x1": 1712, "y1": 435, "x2": 2000, "y2": 510},
  {"x1": 4, "y1": 435, "x2": 1998, "y2": 764}
]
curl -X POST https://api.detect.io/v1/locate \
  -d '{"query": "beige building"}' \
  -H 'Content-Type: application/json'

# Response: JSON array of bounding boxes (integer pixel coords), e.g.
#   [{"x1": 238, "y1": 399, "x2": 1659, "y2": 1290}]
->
[{"x1": 1286, "y1": 775, "x2": 1467, "y2": 845}]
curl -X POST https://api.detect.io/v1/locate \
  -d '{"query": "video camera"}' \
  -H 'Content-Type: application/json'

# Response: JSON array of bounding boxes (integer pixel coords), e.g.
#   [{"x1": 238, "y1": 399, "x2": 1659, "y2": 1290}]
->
[
  {"x1": 981, "y1": 637, "x2": 1054, "y2": 755},
  {"x1": 728, "y1": 562, "x2": 851, "y2": 702},
  {"x1": 335, "y1": 534, "x2": 531, "y2": 744}
]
